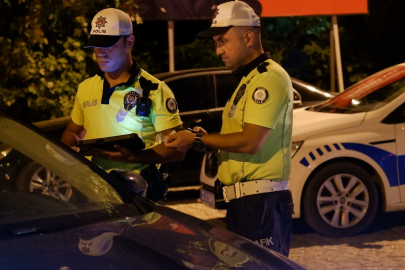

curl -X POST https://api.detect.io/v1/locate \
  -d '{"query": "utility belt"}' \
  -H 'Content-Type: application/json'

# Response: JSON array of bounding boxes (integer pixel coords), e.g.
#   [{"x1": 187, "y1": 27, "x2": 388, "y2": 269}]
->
[
  {"x1": 223, "y1": 180, "x2": 289, "y2": 203},
  {"x1": 140, "y1": 164, "x2": 169, "y2": 203}
]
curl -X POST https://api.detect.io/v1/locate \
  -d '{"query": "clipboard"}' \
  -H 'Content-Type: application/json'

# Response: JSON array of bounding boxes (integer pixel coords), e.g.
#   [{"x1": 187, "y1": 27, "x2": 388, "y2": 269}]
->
[{"x1": 75, "y1": 133, "x2": 145, "y2": 156}]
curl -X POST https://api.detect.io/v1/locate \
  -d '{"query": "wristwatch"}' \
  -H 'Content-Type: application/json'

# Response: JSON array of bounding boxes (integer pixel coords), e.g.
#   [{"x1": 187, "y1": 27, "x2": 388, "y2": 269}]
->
[{"x1": 193, "y1": 133, "x2": 205, "y2": 152}]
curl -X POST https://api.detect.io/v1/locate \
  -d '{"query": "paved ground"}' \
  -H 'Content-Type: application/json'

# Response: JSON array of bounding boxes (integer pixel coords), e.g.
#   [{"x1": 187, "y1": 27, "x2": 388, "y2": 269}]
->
[{"x1": 166, "y1": 198, "x2": 405, "y2": 270}]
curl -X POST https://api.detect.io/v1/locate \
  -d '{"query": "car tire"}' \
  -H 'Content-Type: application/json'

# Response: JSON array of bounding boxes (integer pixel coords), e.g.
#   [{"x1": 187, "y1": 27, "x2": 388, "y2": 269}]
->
[
  {"x1": 16, "y1": 161, "x2": 73, "y2": 202},
  {"x1": 302, "y1": 162, "x2": 378, "y2": 237}
]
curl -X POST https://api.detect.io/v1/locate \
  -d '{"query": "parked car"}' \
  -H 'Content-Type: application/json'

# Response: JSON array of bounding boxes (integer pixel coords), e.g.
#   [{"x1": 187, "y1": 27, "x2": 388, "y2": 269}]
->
[
  {"x1": 1, "y1": 67, "x2": 332, "y2": 193},
  {"x1": 155, "y1": 67, "x2": 334, "y2": 187},
  {"x1": 200, "y1": 62, "x2": 405, "y2": 237},
  {"x1": 0, "y1": 116, "x2": 71, "y2": 198},
  {"x1": 156, "y1": 67, "x2": 332, "y2": 133},
  {"x1": 0, "y1": 111, "x2": 306, "y2": 270}
]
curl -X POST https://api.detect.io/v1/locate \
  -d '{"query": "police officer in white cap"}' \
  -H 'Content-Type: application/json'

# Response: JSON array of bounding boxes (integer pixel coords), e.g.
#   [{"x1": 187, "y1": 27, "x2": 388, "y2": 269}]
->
[
  {"x1": 165, "y1": 0, "x2": 294, "y2": 256},
  {"x1": 62, "y1": 8, "x2": 184, "y2": 202}
]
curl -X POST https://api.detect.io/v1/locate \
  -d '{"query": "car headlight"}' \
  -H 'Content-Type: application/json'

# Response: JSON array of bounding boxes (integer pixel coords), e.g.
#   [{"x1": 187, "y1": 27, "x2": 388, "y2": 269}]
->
[{"x1": 291, "y1": 141, "x2": 303, "y2": 158}]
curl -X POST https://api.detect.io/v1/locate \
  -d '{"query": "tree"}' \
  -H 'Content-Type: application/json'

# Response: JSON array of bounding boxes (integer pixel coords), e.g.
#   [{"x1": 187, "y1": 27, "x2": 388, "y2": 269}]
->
[
  {"x1": 0, "y1": 0, "x2": 116, "y2": 121},
  {"x1": 3, "y1": 0, "x2": 401, "y2": 122}
]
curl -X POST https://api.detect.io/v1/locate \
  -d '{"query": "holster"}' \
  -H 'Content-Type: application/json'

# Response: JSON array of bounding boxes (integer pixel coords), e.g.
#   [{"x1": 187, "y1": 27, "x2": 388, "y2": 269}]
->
[{"x1": 140, "y1": 165, "x2": 169, "y2": 202}]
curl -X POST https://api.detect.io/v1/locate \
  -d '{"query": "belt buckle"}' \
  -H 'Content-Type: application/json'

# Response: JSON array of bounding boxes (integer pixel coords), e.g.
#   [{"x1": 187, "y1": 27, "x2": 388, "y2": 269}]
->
[
  {"x1": 223, "y1": 182, "x2": 242, "y2": 203},
  {"x1": 222, "y1": 186, "x2": 230, "y2": 203},
  {"x1": 234, "y1": 182, "x2": 242, "y2": 199}
]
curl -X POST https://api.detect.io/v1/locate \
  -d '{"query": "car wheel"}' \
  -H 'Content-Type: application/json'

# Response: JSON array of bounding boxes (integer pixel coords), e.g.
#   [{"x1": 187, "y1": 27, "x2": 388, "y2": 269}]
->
[
  {"x1": 16, "y1": 161, "x2": 73, "y2": 202},
  {"x1": 302, "y1": 162, "x2": 378, "y2": 237}
]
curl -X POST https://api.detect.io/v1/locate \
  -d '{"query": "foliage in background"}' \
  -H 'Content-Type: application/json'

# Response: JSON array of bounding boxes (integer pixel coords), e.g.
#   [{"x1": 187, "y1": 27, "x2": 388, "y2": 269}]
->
[
  {"x1": 0, "y1": 0, "x2": 116, "y2": 122},
  {"x1": 169, "y1": 16, "x2": 333, "y2": 90},
  {"x1": 261, "y1": 16, "x2": 332, "y2": 90},
  {"x1": 174, "y1": 39, "x2": 223, "y2": 70},
  {"x1": 2, "y1": 0, "x2": 403, "y2": 122}
]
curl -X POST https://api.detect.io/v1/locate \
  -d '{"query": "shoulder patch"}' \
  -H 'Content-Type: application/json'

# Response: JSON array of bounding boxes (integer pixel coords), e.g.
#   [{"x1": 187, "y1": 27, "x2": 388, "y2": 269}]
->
[
  {"x1": 166, "y1": 98, "x2": 178, "y2": 113},
  {"x1": 257, "y1": 62, "x2": 269, "y2": 74},
  {"x1": 124, "y1": 91, "x2": 139, "y2": 111},
  {"x1": 252, "y1": 87, "x2": 269, "y2": 104}
]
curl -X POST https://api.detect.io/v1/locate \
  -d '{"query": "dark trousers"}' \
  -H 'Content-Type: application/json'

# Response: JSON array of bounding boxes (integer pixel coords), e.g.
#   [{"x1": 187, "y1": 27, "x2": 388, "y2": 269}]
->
[{"x1": 225, "y1": 190, "x2": 294, "y2": 257}]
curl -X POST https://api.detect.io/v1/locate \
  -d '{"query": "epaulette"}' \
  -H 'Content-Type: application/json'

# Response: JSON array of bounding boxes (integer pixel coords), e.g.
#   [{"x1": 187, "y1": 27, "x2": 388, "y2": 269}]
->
[
  {"x1": 257, "y1": 62, "x2": 269, "y2": 74},
  {"x1": 139, "y1": 76, "x2": 159, "y2": 95}
]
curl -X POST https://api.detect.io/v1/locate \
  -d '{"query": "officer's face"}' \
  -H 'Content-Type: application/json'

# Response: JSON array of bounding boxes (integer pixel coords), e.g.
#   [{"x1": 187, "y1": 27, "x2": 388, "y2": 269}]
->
[
  {"x1": 93, "y1": 37, "x2": 130, "y2": 73},
  {"x1": 213, "y1": 27, "x2": 249, "y2": 71}
]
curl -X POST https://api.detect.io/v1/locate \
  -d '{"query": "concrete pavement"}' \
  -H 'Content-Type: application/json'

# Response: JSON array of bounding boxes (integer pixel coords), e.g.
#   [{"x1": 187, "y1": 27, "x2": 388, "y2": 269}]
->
[{"x1": 166, "y1": 198, "x2": 405, "y2": 270}]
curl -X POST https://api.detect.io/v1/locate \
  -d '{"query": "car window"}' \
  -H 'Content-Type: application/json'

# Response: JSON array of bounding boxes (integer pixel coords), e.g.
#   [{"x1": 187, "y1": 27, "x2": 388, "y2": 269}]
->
[
  {"x1": 214, "y1": 74, "x2": 239, "y2": 107},
  {"x1": 382, "y1": 102, "x2": 405, "y2": 124},
  {"x1": 166, "y1": 75, "x2": 215, "y2": 112},
  {"x1": 0, "y1": 114, "x2": 154, "y2": 234},
  {"x1": 316, "y1": 66, "x2": 405, "y2": 113},
  {"x1": 292, "y1": 80, "x2": 333, "y2": 101}
]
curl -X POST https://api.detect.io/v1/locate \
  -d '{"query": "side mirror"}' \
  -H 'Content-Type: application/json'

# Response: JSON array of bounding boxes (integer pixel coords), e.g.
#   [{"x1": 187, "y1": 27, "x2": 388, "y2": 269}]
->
[
  {"x1": 293, "y1": 89, "x2": 303, "y2": 109},
  {"x1": 109, "y1": 169, "x2": 148, "y2": 197}
]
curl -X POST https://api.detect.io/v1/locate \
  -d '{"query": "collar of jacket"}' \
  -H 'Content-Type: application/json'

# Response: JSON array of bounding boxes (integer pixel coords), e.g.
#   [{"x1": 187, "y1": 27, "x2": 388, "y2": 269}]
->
[
  {"x1": 97, "y1": 61, "x2": 141, "y2": 87},
  {"x1": 232, "y1": 51, "x2": 271, "y2": 81}
]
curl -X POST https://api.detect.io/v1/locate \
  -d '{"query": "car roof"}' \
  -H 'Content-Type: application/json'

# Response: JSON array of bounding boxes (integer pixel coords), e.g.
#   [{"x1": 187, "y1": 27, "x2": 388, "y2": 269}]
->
[
  {"x1": 154, "y1": 67, "x2": 328, "y2": 93},
  {"x1": 33, "y1": 116, "x2": 71, "y2": 131},
  {"x1": 154, "y1": 67, "x2": 230, "y2": 81}
]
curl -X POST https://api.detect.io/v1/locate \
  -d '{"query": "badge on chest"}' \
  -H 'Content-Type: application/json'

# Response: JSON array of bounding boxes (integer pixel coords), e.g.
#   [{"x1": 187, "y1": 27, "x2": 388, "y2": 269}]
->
[{"x1": 228, "y1": 84, "x2": 246, "y2": 118}]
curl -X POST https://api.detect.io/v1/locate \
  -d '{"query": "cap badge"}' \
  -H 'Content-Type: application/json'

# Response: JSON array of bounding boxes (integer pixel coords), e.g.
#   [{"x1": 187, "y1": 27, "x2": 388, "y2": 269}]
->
[
  {"x1": 212, "y1": 9, "x2": 219, "y2": 24},
  {"x1": 95, "y1": 16, "x2": 107, "y2": 29},
  {"x1": 93, "y1": 16, "x2": 108, "y2": 34}
]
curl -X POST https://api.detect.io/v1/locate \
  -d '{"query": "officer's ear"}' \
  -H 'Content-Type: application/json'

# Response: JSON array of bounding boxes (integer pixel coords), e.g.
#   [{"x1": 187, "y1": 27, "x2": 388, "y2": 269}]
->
[
  {"x1": 244, "y1": 31, "x2": 255, "y2": 47},
  {"x1": 126, "y1": 34, "x2": 135, "y2": 49}
]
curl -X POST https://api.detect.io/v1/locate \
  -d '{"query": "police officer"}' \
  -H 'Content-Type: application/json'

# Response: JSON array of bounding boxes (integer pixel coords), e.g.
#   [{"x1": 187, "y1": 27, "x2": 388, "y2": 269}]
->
[
  {"x1": 164, "y1": 0, "x2": 294, "y2": 256},
  {"x1": 61, "y1": 8, "x2": 184, "y2": 201}
]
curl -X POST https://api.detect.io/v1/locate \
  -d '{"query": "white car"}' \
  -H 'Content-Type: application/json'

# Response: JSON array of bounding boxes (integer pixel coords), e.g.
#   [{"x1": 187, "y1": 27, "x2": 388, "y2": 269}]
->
[{"x1": 200, "y1": 62, "x2": 405, "y2": 237}]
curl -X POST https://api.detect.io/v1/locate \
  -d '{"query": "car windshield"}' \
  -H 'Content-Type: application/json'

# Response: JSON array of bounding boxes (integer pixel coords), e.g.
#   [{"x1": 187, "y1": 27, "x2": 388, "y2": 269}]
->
[
  {"x1": 313, "y1": 65, "x2": 405, "y2": 113},
  {"x1": 0, "y1": 113, "x2": 155, "y2": 237}
]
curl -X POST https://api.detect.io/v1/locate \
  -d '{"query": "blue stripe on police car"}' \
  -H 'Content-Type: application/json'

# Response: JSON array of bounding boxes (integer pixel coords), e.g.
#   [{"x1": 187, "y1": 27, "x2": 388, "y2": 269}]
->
[{"x1": 299, "y1": 142, "x2": 400, "y2": 187}]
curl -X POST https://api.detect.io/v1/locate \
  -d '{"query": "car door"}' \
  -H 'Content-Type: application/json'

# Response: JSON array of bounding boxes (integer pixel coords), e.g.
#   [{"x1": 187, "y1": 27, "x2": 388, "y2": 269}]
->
[
  {"x1": 164, "y1": 74, "x2": 216, "y2": 186},
  {"x1": 382, "y1": 102, "x2": 405, "y2": 202},
  {"x1": 165, "y1": 74, "x2": 216, "y2": 130}
]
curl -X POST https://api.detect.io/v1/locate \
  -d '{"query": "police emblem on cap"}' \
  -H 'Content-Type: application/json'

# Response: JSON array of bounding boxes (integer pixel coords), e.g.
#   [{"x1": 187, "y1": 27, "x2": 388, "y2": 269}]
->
[
  {"x1": 95, "y1": 16, "x2": 107, "y2": 29},
  {"x1": 252, "y1": 87, "x2": 268, "y2": 104},
  {"x1": 213, "y1": 9, "x2": 219, "y2": 24},
  {"x1": 166, "y1": 98, "x2": 178, "y2": 113},
  {"x1": 124, "y1": 91, "x2": 139, "y2": 111}
]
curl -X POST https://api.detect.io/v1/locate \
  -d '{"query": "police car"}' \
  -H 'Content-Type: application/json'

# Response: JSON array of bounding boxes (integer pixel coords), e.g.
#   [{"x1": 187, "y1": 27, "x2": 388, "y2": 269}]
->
[{"x1": 200, "y1": 62, "x2": 405, "y2": 237}]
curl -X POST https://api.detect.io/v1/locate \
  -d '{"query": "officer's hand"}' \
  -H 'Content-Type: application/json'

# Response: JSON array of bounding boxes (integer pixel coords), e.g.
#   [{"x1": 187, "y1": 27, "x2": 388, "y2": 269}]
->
[
  {"x1": 91, "y1": 145, "x2": 131, "y2": 163},
  {"x1": 192, "y1": 126, "x2": 207, "y2": 135},
  {"x1": 164, "y1": 130, "x2": 195, "y2": 152}
]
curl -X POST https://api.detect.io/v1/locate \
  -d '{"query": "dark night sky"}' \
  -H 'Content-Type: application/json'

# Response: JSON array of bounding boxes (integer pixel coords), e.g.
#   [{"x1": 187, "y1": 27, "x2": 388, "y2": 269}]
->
[{"x1": 131, "y1": 0, "x2": 405, "y2": 88}]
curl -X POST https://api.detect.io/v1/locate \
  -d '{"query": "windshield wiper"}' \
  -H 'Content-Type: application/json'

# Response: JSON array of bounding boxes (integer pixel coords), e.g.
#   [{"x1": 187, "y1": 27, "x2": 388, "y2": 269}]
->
[
  {"x1": 13, "y1": 227, "x2": 40, "y2": 235},
  {"x1": 12, "y1": 225, "x2": 65, "y2": 235}
]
